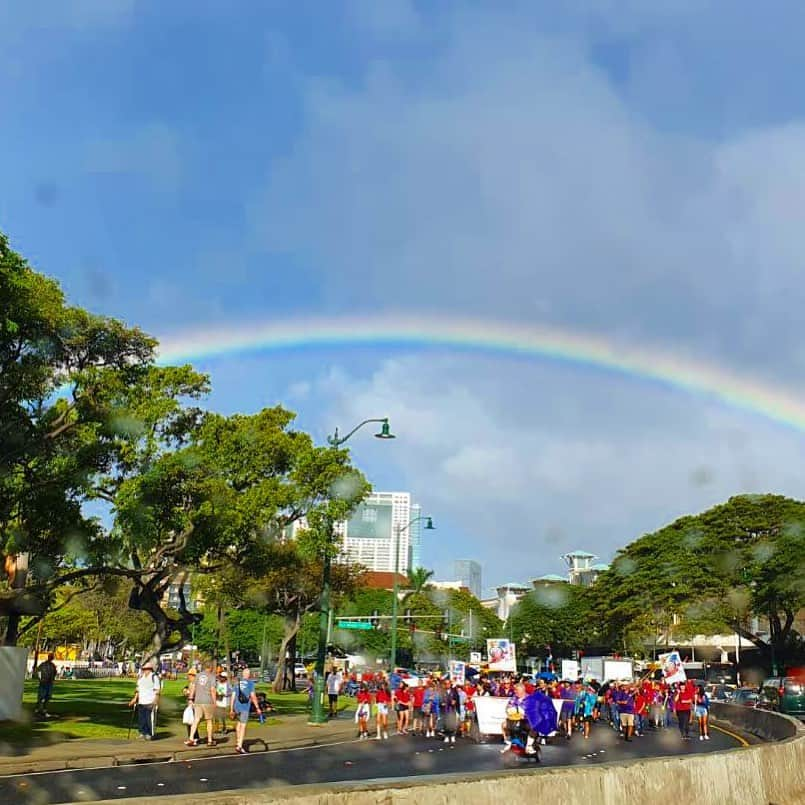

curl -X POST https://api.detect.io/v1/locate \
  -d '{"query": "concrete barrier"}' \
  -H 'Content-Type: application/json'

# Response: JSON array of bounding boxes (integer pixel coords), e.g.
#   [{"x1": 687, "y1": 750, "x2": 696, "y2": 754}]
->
[
  {"x1": 711, "y1": 701, "x2": 799, "y2": 741},
  {"x1": 95, "y1": 712, "x2": 805, "y2": 805}
]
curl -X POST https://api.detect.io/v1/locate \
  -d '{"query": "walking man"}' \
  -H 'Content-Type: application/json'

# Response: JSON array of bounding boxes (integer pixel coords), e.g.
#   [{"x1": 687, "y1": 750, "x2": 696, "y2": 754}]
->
[
  {"x1": 187, "y1": 661, "x2": 217, "y2": 746},
  {"x1": 35, "y1": 653, "x2": 58, "y2": 717},
  {"x1": 326, "y1": 665, "x2": 343, "y2": 718},
  {"x1": 128, "y1": 661, "x2": 161, "y2": 740}
]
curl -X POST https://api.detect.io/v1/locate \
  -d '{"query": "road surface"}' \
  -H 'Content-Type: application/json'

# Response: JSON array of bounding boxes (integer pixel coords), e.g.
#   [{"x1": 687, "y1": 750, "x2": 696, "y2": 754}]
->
[{"x1": 0, "y1": 720, "x2": 750, "y2": 804}]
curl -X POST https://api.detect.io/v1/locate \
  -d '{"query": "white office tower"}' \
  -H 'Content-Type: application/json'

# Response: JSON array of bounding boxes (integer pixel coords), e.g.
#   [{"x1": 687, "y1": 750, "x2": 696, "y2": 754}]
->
[{"x1": 339, "y1": 492, "x2": 419, "y2": 574}]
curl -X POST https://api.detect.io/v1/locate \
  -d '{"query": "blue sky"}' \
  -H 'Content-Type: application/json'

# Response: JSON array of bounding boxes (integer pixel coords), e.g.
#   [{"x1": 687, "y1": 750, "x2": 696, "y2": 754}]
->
[{"x1": 3, "y1": 1, "x2": 805, "y2": 590}]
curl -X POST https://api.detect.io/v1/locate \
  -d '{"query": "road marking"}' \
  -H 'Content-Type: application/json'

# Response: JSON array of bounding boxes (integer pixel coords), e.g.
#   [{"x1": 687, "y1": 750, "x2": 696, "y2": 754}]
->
[{"x1": 709, "y1": 724, "x2": 749, "y2": 748}]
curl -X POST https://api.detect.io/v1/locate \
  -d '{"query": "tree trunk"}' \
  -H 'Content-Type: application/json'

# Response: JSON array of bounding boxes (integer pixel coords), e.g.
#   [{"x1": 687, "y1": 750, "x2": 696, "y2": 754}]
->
[{"x1": 272, "y1": 615, "x2": 301, "y2": 694}]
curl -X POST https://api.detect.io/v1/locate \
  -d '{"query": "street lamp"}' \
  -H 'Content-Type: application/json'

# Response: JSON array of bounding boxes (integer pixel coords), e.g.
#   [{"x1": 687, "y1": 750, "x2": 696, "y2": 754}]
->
[
  {"x1": 309, "y1": 417, "x2": 394, "y2": 726},
  {"x1": 390, "y1": 516, "x2": 434, "y2": 671}
]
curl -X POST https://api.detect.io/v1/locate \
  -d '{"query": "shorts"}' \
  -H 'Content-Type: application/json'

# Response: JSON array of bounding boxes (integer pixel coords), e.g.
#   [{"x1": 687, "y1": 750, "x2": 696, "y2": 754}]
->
[
  {"x1": 328, "y1": 693, "x2": 338, "y2": 704},
  {"x1": 376, "y1": 703, "x2": 389, "y2": 716},
  {"x1": 620, "y1": 712, "x2": 635, "y2": 727},
  {"x1": 234, "y1": 709, "x2": 250, "y2": 724},
  {"x1": 194, "y1": 703, "x2": 216, "y2": 721},
  {"x1": 583, "y1": 714, "x2": 594, "y2": 723},
  {"x1": 37, "y1": 683, "x2": 53, "y2": 703},
  {"x1": 412, "y1": 707, "x2": 423, "y2": 719},
  {"x1": 694, "y1": 706, "x2": 708, "y2": 718},
  {"x1": 215, "y1": 705, "x2": 228, "y2": 722}
]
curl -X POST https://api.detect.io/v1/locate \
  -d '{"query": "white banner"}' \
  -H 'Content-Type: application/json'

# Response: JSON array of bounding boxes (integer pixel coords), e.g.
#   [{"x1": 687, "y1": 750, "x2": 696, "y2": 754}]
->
[
  {"x1": 474, "y1": 696, "x2": 508, "y2": 735},
  {"x1": 449, "y1": 660, "x2": 466, "y2": 686},
  {"x1": 659, "y1": 651, "x2": 687, "y2": 684},
  {"x1": 469, "y1": 651, "x2": 482, "y2": 665},
  {"x1": 487, "y1": 638, "x2": 517, "y2": 672},
  {"x1": 561, "y1": 659, "x2": 579, "y2": 681}
]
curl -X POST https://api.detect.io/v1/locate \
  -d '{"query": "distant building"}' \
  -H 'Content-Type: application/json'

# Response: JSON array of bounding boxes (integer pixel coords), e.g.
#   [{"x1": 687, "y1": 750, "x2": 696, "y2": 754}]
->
[
  {"x1": 430, "y1": 580, "x2": 466, "y2": 592},
  {"x1": 562, "y1": 551, "x2": 609, "y2": 586},
  {"x1": 162, "y1": 573, "x2": 202, "y2": 613},
  {"x1": 483, "y1": 582, "x2": 530, "y2": 621},
  {"x1": 454, "y1": 559, "x2": 482, "y2": 599},
  {"x1": 339, "y1": 492, "x2": 422, "y2": 575},
  {"x1": 362, "y1": 571, "x2": 410, "y2": 591},
  {"x1": 531, "y1": 573, "x2": 568, "y2": 588}
]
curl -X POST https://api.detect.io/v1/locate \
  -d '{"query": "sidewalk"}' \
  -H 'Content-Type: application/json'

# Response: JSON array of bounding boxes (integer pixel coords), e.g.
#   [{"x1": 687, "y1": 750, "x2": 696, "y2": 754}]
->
[{"x1": 0, "y1": 711, "x2": 360, "y2": 777}]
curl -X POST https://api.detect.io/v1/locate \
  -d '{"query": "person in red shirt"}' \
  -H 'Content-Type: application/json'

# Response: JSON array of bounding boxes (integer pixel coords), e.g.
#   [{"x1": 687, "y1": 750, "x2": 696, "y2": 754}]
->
[
  {"x1": 411, "y1": 682, "x2": 426, "y2": 736},
  {"x1": 375, "y1": 681, "x2": 391, "y2": 740},
  {"x1": 674, "y1": 680, "x2": 695, "y2": 740},
  {"x1": 394, "y1": 682, "x2": 411, "y2": 734},
  {"x1": 634, "y1": 688, "x2": 649, "y2": 736},
  {"x1": 355, "y1": 683, "x2": 372, "y2": 740}
]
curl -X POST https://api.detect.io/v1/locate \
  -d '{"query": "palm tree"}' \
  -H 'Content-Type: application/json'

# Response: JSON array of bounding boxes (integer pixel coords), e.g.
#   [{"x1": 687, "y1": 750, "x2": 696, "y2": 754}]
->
[{"x1": 407, "y1": 567, "x2": 435, "y2": 596}]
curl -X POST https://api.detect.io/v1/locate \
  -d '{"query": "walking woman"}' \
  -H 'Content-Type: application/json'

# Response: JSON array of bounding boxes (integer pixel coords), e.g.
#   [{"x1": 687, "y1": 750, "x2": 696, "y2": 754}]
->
[
  {"x1": 229, "y1": 668, "x2": 263, "y2": 754},
  {"x1": 375, "y1": 680, "x2": 391, "y2": 740},
  {"x1": 695, "y1": 684, "x2": 710, "y2": 741},
  {"x1": 395, "y1": 682, "x2": 411, "y2": 734},
  {"x1": 355, "y1": 682, "x2": 372, "y2": 740}
]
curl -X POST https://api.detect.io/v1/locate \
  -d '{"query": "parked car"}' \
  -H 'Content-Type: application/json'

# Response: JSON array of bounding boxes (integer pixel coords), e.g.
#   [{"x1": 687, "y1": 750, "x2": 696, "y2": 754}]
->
[
  {"x1": 704, "y1": 684, "x2": 734, "y2": 702},
  {"x1": 761, "y1": 677, "x2": 805, "y2": 718},
  {"x1": 731, "y1": 687, "x2": 771, "y2": 709},
  {"x1": 294, "y1": 663, "x2": 310, "y2": 679}
]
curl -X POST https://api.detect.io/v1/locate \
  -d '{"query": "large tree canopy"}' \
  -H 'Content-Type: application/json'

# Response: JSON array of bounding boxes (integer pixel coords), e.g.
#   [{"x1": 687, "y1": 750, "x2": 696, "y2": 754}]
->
[
  {"x1": 0, "y1": 231, "x2": 157, "y2": 643},
  {"x1": 594, "y1": 494, "x2": 805, "y2": 664}
]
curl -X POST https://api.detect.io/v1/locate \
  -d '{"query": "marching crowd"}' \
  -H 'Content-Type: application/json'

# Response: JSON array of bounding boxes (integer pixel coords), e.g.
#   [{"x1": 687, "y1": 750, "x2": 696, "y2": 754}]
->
[
  {"x1": 332, "y1": 668, "x2": 712, "y2": 752},
  {"x1": 117, "y1": 661, "x2": 712, "y2": 757}
]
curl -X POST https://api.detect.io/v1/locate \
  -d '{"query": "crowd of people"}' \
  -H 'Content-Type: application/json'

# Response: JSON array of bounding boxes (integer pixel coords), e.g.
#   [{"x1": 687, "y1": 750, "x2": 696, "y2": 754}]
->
[{"x1": 323, "y1": 667, "x2": 712, "y2": 752}]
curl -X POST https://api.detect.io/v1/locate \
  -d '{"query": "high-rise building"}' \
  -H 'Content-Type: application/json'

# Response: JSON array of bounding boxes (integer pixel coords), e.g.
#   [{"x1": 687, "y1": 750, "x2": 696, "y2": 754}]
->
[
  {"x1": 338, "y1": 492, "x2": 419, "y2": 574},
  {"x1": 454, "y1": 559, "x2": 482, "y2": 598}
]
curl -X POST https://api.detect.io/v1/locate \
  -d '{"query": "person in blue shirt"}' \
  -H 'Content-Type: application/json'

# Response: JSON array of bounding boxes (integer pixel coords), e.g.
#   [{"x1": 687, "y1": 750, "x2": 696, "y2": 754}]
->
[{"x1": 229, "y1": 668, "x2": 263, "y2": 755}]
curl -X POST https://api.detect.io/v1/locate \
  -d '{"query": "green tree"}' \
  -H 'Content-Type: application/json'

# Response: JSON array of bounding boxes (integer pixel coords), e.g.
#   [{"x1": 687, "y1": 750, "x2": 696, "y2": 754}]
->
[
  {"x1": 507, "y1": 583, "x2": 597, "y2": 662},
  {"x1": 594, "y1": 494, "x2": 805, "y2": 669},
  {"x1": 406, "y1": 567, "x2": 434, "y2": 596},
  {"x1": 0, "y1": 231, "x2": 157, "y2": 644}
]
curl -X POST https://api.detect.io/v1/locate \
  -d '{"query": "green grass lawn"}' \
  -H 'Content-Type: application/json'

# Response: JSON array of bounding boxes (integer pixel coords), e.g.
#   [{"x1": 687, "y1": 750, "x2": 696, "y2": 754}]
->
[{"x1": 0, "y1": 678, "x2": 340, "y2": 749}]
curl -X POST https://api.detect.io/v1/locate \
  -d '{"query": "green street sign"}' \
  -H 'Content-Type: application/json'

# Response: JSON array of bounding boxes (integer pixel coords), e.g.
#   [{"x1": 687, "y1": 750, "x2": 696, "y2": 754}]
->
[{"x1": 337, "y1": 620, "x2": 373, "y2": 630}]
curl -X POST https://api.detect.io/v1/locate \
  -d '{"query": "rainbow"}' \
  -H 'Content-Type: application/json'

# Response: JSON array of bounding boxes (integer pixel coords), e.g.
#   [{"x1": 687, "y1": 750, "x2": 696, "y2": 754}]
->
[{"x1": 157, "y1": 315, "x2": 805, "y2": 434}]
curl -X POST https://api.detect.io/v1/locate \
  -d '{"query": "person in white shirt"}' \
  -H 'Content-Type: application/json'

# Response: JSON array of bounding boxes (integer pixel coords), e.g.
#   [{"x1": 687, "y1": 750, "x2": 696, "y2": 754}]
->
[
  {"x1": 326, "y1": 667, "x2": 343, "y2": 718},
  {"x1": 128, "y1": 662, "x2": 161, "y2": 740},
  {"x1": 215, "y1": 671, "x2": 231, "y2": 737}
]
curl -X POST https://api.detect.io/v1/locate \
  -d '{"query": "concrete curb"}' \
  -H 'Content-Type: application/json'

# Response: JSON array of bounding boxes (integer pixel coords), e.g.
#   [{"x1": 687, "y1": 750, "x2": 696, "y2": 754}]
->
[{"x1": 0, "y1": 729, "x2": 358, "y2": 777}]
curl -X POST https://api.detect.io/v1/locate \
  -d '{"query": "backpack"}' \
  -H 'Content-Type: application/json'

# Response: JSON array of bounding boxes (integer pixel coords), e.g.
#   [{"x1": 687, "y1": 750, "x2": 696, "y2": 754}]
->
[{"x1": 237, "y1": 680, "x2": 249, "y2": 705}]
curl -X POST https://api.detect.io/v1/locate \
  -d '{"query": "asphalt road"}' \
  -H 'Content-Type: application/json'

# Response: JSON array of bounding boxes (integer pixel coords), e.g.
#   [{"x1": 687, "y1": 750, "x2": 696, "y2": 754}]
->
[{"x1": 0, "y1": 720, "x2": 748, "y2": 804}]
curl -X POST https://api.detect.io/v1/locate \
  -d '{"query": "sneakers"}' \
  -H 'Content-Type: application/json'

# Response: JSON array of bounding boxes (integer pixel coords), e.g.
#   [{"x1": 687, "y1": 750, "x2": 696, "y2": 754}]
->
[
  {"x1": 450, "y1": 735, "x2": 456, "y2": 743},
  {"x1": 705, "y1": 734, "x2": 710, "y2": 740},
  {"x1": 383, "y1": 731, "x2": 389, "y2": 740},
  {"x1": 699, "y1": 735, "x2": 704, "y2": 741},
  {"x1": 444, "y1": 736, "x2": 450, "y2": 743},
  {"x1": 500, "y1": 741, "x2": 512, "y2": 754}
]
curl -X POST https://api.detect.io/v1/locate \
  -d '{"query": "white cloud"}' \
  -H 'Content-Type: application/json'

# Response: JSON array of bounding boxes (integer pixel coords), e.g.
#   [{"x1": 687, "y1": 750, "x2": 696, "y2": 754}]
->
[
  {"x1": 248, "y1": 9, "x2": 805, "y2": 390},
  {"x1": 308, "y1": 353, "x2": 805, "y2": 583}
]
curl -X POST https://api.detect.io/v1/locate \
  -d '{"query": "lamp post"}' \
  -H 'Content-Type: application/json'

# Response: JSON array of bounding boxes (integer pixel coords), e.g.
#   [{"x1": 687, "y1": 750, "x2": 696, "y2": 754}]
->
[
  {"x1": 390, "y1": 516, "x2": 434, "y2": 671},
  {"x1": 309, "y1": 418, "x2": 395, "y2": 726}
]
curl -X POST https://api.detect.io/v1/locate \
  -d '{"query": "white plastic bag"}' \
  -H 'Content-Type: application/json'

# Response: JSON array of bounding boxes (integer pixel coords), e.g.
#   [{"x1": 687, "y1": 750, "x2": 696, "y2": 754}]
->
[{"x1": 182, "y1": 704, "x2": 194, "y2": 726}]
